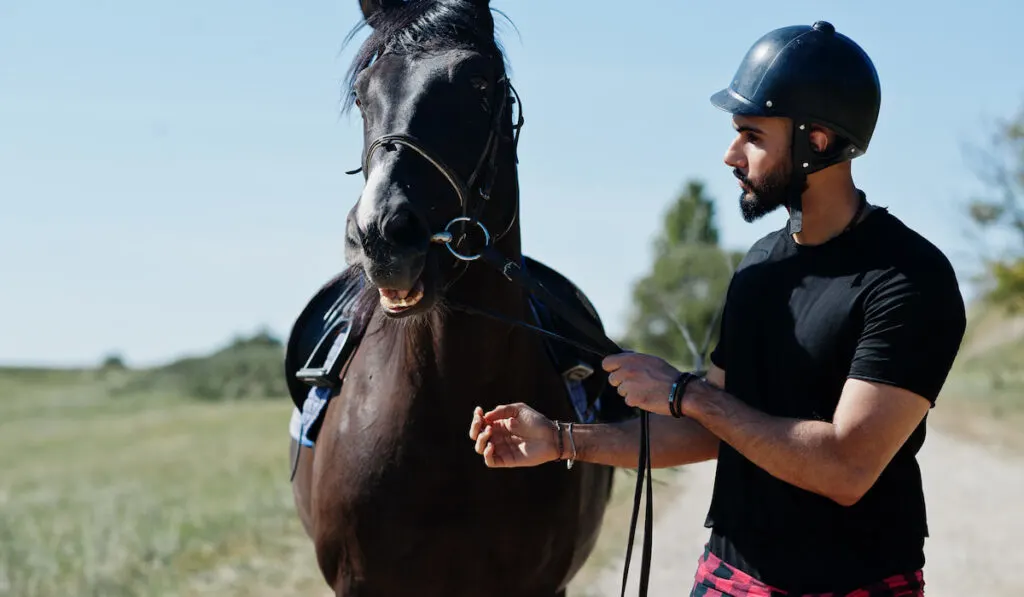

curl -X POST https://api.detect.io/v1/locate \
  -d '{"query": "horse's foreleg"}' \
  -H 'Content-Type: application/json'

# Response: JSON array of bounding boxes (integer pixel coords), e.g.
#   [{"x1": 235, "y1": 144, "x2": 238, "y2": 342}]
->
[{"x1": 289, "y1": 437, "x2": 315, "y2": 539}]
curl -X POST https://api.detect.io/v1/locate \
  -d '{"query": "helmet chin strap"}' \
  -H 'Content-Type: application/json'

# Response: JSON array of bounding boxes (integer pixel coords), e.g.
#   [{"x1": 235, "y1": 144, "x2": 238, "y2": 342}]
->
[
  {"x1": 784, "y1": 174, "x2": 807, "y2": 235},
  {"x1": 785, "y1": 123, "x2": 814, "y2": 234},
  {"x1": 785, "y1": 120, "x2": 853, "y2": 235}
]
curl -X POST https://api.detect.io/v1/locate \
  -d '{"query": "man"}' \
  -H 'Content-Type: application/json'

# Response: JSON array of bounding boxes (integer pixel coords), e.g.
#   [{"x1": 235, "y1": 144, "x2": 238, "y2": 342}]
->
[{"x1": 468, "y1": 21, "x2": 967, "y2": 597}]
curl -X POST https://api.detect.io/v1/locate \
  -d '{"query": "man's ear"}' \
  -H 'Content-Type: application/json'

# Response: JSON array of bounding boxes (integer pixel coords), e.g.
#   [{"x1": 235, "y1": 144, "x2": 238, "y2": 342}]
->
[
  {"x1": 360, "y1": 0, "x2": 403, "y2": 24},
  {"x1": 809, "y1": 125, "x2": 836, "y2": 154}
]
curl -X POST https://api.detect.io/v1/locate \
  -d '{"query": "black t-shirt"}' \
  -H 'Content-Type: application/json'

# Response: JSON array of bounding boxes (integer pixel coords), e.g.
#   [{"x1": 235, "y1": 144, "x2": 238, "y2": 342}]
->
[{"x1": 705, "y1": 203, "x2": 967, "y2": 593}]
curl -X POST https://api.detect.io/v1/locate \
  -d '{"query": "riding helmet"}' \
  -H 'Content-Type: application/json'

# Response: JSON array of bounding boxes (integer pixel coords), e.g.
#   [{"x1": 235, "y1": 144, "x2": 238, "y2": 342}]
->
[{"x1": 710, "y1": 21, "x2": 881, "y2": 231}]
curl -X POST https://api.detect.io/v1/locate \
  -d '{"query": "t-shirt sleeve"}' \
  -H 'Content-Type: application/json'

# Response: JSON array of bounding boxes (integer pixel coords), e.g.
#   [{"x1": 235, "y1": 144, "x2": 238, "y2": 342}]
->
[{"x1": 847, "y1": 273, "x2": 967, "y2": 405}]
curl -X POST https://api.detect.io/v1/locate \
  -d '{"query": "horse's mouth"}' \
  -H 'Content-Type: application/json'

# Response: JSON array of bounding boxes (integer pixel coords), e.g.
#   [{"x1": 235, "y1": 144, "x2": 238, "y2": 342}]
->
[{"x1": 378, "y1": 278, "x2": 425, "y2": 315}]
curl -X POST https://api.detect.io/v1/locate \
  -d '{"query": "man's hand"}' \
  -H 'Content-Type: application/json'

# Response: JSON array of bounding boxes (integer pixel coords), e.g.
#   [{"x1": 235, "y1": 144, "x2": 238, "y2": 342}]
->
[
  {"x1": 602, "y1": 352, "x2": 682, "y2": 417},
  {"x1": 469, "y1": 404, "x2": 560, "y2": 468}
]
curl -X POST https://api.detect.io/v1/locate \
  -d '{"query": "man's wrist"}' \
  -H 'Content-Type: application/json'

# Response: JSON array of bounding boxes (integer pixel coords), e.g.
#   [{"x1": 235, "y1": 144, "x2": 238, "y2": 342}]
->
[
  {"x1": 550, "y1": 420, "x2": 564, "y2": 462},
  {"x1": 549, "y1": 420, "x2": 580, "y2": 468},
  {"x1": 680, "y1": 378, "x2": 715, "y2": 420}
]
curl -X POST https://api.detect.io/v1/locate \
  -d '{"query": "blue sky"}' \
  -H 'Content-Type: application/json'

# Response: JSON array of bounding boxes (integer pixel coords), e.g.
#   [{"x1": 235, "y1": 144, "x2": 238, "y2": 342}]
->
[{"x1": 2, "y1": 0, "x2": 1022, "y2": 367}]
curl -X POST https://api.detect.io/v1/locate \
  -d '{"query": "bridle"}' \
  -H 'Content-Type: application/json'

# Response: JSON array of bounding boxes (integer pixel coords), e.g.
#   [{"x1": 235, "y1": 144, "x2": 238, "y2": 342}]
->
[
  {"x1": 348, "y1": 66, "x2": 655, "y2": 597},
  {"x1": 349, "y1": 72, "x2": 523, "y2": 271}
]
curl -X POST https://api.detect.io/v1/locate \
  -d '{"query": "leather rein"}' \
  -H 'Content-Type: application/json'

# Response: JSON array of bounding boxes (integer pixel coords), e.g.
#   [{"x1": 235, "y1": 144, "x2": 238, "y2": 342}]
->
[{"x1": 349, "y1": 74, "x2": 655, "y2": 597}]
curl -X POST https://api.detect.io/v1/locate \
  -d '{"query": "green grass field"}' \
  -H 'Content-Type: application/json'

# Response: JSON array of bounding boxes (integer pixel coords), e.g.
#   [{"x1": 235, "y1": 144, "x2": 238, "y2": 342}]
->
[
  {"x1": 0, "y1": 368, "x2": 331, "y2": 597},
  {"x1": 927, "y1": 304, "x2": 1024, "y2": 453},
  {"x1": 2, "y1": 304, "x2": 1021, "y2": 596}
]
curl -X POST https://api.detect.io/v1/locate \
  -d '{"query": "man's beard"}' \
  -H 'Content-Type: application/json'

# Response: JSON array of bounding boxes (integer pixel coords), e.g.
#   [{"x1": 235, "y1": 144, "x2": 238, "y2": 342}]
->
[{"x1": 734, "y1": 161, "x2": 794, "y2": 223}]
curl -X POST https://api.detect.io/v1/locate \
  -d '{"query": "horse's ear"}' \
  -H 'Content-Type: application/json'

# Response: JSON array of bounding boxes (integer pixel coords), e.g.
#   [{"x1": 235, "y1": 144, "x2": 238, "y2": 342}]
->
[{"x1": 360, "y1": 0, "x2": 402, "y2": 23}]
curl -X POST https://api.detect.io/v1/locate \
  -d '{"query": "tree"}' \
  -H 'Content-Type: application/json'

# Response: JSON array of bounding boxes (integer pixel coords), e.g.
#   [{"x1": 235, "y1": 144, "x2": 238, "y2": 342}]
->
[
  {"x1": 621, "y1": 179, "x2": 742, "y2": 370},
  {"x1": 656, "y1": 180, "x2": 720, "y2": 250},
  {"x1": 965, "y1": 100, "x2": 1024, "y2": 311},
  {"x1": 100, "y1": 352, "x2": 127, "y2": 370}
]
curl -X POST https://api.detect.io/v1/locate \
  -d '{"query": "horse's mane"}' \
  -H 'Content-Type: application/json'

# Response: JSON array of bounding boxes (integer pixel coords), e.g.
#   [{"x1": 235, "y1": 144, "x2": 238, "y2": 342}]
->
[{"x1": 341, "y1": 0, "x2": 514, "y2": 114}]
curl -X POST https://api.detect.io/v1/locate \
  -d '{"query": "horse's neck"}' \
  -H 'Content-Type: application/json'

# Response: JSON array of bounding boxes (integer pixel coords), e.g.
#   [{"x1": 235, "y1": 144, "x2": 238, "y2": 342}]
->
[
  {"x1": 370, "y1": 233, "x2": 534, "y2": 402},
  {"x1": 431, "y1": 168, "x2": 530, "y2": 387},
  {"x1": 435, "y1": 239, "x2": 531, "y2": 376}
]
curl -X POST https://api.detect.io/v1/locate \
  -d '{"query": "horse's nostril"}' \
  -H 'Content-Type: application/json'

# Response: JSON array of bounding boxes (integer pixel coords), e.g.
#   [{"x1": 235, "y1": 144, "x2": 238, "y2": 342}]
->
[{"x1": 381, "y1": 208, "x2": 426, "y2": 249}]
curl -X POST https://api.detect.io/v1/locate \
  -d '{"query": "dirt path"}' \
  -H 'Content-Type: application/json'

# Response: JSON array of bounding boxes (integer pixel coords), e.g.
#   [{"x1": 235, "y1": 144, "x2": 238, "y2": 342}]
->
[{"x1": 583, "y1": 428, "x2": 1024, "y2": 597}]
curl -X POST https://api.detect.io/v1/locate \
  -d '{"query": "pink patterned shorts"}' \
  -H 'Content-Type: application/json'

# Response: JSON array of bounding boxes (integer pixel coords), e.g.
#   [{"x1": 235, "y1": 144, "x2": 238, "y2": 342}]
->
[{"x1": 689, "y1": 544, "x2": 925, "y2": 597}]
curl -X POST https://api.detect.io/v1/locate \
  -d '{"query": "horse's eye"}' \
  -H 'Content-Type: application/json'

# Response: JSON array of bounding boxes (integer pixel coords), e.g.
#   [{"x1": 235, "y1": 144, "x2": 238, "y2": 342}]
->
[{"x1": 470, "y1": 76, "x2": 488, "y2": 91}]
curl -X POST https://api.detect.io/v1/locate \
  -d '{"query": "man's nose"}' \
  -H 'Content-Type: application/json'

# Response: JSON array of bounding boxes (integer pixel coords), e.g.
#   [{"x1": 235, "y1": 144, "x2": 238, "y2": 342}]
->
[{"x1": 723, "y1": 137, "x2": 745, "y2": 170}]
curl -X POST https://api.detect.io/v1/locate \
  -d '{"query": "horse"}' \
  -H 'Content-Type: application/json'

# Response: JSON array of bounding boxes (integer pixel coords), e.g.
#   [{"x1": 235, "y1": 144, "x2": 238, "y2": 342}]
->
[{"x1": 283, "y1": 1, "x2": 639, "y2": 595}]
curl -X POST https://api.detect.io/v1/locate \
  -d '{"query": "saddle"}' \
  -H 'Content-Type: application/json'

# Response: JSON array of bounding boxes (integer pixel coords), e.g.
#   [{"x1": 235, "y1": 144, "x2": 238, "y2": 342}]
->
[
  {"x1": 283, "y1": 258, "x2": 634, "y2": 445},
  {"x1": 518, "y1": 256, "x2": 636, "y2": 424}
]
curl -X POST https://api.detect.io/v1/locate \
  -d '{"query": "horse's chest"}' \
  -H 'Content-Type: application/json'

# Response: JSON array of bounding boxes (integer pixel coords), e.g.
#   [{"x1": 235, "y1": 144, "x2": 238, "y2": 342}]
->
[{"x1": 324, "y1": 367, "x2": 468, "y2": 492}]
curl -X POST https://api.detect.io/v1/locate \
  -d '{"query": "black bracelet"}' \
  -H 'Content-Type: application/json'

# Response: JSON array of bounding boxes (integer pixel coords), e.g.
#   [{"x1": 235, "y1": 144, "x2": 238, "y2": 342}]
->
[
  {"x1": 668, "y1": 377, "x2": 682, "y2": 418},
  {"x1": 669, "y1": 372, "x2": 697, "y2": 418}
]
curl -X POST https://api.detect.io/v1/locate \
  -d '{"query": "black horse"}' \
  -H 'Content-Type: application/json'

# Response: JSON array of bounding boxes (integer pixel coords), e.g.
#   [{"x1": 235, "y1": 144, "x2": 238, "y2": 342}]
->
[{"x1": 284, "y1": 1, "x2": 637, "y2": 595}]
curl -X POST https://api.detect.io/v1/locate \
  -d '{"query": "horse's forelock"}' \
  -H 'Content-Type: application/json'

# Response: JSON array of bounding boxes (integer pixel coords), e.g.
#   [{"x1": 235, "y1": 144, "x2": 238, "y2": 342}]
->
[{"x1": 340, "y1": 0, "x2": 512, "y2": 115}]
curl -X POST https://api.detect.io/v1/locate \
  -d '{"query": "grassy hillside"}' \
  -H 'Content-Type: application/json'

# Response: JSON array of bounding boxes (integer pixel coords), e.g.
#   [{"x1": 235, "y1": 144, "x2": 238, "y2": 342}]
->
[
  {"x1": 0, "y1": 333, "x2": 326, "y2": 596},
  {"x1": 0, "y1": 375, "x2": 329, "y2": 596},
  {"x1": 929, "y1": 302, "x2": 1024, "y2": 452},
  {"x1": 107, "y1": 332, "x2": 289, "y2": 402}
]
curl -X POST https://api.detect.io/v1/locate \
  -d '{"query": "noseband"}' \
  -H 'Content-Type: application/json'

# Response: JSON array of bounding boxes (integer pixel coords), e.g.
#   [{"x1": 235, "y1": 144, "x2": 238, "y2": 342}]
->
[{"x1": 347, "y1": 70, "x2": 654, "y2": 597}]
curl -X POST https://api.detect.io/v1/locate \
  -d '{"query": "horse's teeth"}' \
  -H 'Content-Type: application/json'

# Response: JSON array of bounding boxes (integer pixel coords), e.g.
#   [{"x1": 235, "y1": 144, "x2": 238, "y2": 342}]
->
[
  {"x1": 378, "y1": 283, "x2": 424, "y2": 311},
  {"x1": 380, "y1": 295, "x2": 420, "y2": 309}
]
